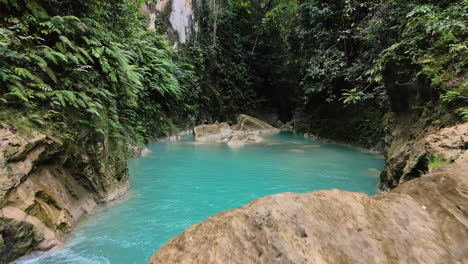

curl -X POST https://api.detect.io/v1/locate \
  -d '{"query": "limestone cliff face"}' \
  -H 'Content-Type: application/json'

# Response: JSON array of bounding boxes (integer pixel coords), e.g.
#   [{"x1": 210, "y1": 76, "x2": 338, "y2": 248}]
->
[
  {"x1": 379, "y1": 113, "x2": 467, "y2": 190},
  {"x1": 0, "y1": 124, "x2": 129, "y2": 263},
  {"x1": 293, "y1": 103, "x2": 466, "y2": 192},
  {"x1": 149, "y1": 162, "x2": 468, "y2": 264}
]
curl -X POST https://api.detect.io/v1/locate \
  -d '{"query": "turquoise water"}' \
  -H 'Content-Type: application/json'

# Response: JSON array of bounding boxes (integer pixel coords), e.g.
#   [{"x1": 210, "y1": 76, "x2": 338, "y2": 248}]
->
[{"x1": 16, "y1": 132, "x2": 383, "y2": 264}]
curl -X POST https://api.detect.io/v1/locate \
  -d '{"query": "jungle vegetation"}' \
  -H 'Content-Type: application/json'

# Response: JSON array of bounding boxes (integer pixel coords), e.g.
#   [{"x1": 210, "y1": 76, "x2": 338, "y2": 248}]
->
[{"x1": 0, "y1": 0, "x2": 466, "y2": 150}]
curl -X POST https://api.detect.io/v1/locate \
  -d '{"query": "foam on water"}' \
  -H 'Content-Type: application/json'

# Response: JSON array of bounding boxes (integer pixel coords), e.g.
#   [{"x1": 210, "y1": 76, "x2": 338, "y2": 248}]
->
[{"x1": 15, "y1": 132, "x2": 383, "y2": 264}]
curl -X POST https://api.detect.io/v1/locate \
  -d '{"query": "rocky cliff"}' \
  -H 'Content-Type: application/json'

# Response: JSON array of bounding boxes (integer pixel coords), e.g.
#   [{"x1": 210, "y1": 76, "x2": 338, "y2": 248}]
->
[
  {"x1": 380, "y1": 114, "x2": 467, "y2": 190},
  {"x1": 149, "y1": 161, "x2": 468, "y2": 264},
  {"x1": 293, "y1": 96, "x2": 466, "y2": 191},
  {"x1": 0, "y1": 124, "x2": 130, "y2": 263}
]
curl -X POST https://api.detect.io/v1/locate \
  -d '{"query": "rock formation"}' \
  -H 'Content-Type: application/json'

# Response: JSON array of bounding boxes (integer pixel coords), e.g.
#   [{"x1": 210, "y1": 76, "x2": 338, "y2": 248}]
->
[
  {"x1": 193, "y1": 124, "x2": 222, "y2": 141},
  {"x1": 0, "y1": 124, "x2": 129, "y2": 263},
  {"x1": 227, "y1": 134, "x2": 264, "y2": 148},
  {"x1": 231, "y1": 114, "x2": 279, "y2": 132},
  {"x1": 380, "y1": 118, "x2": 467, "y2": 190},
  {"x1": 193, "y1": 114, "x2": 279, "y2": 144},
  {"x1": 149, "y1": 162, "x2": 468, "y2": 264}
]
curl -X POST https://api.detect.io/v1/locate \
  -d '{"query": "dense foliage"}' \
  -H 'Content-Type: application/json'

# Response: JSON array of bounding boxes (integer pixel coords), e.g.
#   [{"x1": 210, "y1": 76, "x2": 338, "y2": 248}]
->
[
  {"x1": 1, "y1": 0, "x2": 466, "y2": 150},
  {"x1": 184, "y1": 0, "x2": 467, "y2": 123},
  {"x1": 0, "y1": 0, "x2": 198, "y2": 150}
]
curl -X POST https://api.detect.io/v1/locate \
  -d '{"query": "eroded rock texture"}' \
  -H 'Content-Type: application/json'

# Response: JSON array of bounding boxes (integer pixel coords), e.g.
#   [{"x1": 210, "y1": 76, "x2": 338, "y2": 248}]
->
[
  {"x1": 380, "y1": 117, "x2": 467, "y2": 190},
  {"x1": 149, "y1": 163, "x2": 468, "y2": 264},
  {"x1": 0, "y1": 124, "x2": 129, "y2": 263}
]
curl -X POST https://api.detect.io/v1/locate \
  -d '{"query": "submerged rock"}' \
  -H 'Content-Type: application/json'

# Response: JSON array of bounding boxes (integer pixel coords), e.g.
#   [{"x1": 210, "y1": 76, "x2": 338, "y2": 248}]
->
[
  {"x1": 226, "y1": 136, "x2": 245, "y2": 148},
  {"x1": 149, "y1": 163, "x2": 468, "y2": 264},
  {"x1": 227, "y1": 134, "x2": 264, "y2": 148},
  {"x1": 288, "y1": 148, "x2": 305, "y2": 153}
]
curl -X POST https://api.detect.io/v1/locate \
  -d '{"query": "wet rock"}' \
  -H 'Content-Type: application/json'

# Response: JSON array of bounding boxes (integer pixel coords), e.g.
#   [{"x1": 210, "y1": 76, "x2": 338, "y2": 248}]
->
[
  {"x1": 0, "y1": 123, "x2": 129, "y2": 262},
  {"x1": 0, "y1": 217, "x2": 45, "y2": 263},
  {"x1": 279, "y1": 121, "x2": 294, "y2": 132},
  {"x1": 303, "y1": 133, "x2": 317, "y2": 140},
  {"x1": 227, "y1": 134, "x2": 264, "y2": 148},
  {"x1": 0, "y1": 233, "x2": 4, "y2": 253},
  {"x1": 149, "y1": 163, "x2": 468, "y2": 264},
  {"x1": 216, "y1": 122, "x2": 231, "y2": 134},
  {"x1": 273, "y1": 120, "x2": 284, "y2": 129},
  {"x1": 227, "y1": 136, "x2": 245, "y2": 148}
]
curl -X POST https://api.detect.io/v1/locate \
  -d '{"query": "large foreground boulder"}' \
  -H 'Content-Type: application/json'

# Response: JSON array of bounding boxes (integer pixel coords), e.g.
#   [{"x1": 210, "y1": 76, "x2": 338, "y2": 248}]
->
[{"x1": 149, "y1": 163, "x2": 468, "y2": 264}]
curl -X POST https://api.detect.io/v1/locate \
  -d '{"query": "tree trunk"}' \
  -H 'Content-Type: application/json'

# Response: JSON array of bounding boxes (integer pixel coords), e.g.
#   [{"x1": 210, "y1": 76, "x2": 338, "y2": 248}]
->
[
  {"x1": 212, "y1": 0, "x2": 217, "y2": 45},
  {"x1": 147, "y1": 2, "x2": 157, "y2": 30}
]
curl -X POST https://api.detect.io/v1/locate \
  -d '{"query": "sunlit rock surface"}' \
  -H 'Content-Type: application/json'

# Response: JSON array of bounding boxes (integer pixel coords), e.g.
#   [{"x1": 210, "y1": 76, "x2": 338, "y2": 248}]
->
[
  {"x1": 149, "y1": 163, "x2": 468, "y2": 264},
  {"x1": 231, "y1": 114, "x2": 279, "y2": 133},
  {"x1": 193, "y1": 114, "x2": 279, "y2": 143}
]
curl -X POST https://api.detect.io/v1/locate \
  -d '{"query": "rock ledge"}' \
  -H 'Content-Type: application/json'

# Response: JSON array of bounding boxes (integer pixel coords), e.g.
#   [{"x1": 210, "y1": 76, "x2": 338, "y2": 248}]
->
[{"x1": 149, "y1": 163, "x2": 468, "y2": 264}]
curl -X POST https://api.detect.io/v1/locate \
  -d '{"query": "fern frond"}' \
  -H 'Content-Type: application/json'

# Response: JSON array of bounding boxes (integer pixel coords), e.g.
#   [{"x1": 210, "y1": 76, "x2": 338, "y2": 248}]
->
[
  {"x1": 78, "y1": 47, "x2": 93, "y2": 62},
  {"x1": 59, "y1": 35, "x2": 77, "y2": 51},
  {"x1": 6, "y1": 83, "x2": 28, "y2": 102},
  {"x1": 38, "y1": 64, "x2": 57, "y2": 83}
]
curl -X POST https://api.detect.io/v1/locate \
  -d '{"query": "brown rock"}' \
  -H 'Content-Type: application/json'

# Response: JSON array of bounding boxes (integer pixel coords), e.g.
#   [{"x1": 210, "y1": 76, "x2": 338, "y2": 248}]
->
[
  {"x1": 380, "y1": 117, "x2": 467, "y2": 190},
  {"x1": 0, "y1": 123, "x2": 129, "y2": 262},
  {"x1": 149, "y1": 163, "x2": 468, "y2": 264},
  {"x1": 232, "y1": 114, "x2": 278, "y2": 132},
  {"x1": 425, "y1": 123, "x2": 468, "y2": 163},
  {"x1": 193, "y1": 124, "x2": 221, "y2": 137}
]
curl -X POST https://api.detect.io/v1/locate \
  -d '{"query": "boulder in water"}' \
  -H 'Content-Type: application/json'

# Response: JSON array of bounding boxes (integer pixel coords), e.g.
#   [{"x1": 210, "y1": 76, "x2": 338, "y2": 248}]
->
[
  {"x1": 194, "y1": 115, "x2": 278, "y2": 142},
  {"x1": 193, "y1": 124, "x2": 222, "y2": 141},
  {"x1": 193, "y1": 124, "x2": 221, "y2": 137},
  {"x1": 227, "y1": 136, "x2": 245, "y2": 148},
  {"x1": 227, "y1": 134, "x2": 264, "y2": 148},
  {"x1": 149, "y1": 163, "x2": 468, "y2": 264},
  {"x1": 231, "y1": 114, "x2": 278, "y2": 133}
]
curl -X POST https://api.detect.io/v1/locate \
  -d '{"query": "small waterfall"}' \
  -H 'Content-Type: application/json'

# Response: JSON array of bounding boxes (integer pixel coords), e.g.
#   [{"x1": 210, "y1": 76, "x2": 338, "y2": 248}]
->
[
  {"x1": 169, "y1": 0, "x2": 197, "y2": 43},
  {"x1": 141, "y1": 0, "x2": 197, "y2": 43}
]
